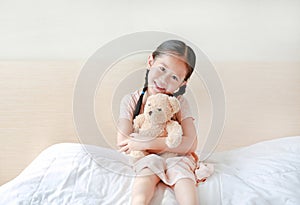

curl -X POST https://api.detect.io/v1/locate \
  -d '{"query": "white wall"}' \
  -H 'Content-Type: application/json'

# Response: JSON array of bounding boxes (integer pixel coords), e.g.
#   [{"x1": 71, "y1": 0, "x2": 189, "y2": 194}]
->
[{"x1": 0, "y1": 0, "x2": 299, "y2": 61}]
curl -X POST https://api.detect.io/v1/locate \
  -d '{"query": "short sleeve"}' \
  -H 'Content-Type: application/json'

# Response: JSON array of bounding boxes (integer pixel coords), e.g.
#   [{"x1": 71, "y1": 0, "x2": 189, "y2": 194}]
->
[
  {"x1": 175, "y1": 96, "x2": 195, "y2": 122},
  {"x1": 119, "y1": 94, "x2": 135, "y2": 121}
]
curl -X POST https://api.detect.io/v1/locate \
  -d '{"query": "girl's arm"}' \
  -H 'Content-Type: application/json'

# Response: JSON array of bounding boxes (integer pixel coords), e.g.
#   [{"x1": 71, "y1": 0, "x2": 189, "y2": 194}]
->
[
  {"x1": 117, "y1": 118, "x2": 133, "y2": 145},
  {"x1": 117, "y1": 118, "x2": 149, "y2": 152},
  {"x1": 146, "y1": 117, "x2": 198, "y2": 154},
  {"x1": 117, "y1": 116, "x2": 198, "y2": 154}
]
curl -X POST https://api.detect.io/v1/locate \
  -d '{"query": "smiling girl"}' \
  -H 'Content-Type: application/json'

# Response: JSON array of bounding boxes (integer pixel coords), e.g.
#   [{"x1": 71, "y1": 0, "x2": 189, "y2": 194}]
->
[{"x1": 117, "y1": 40, "x2": 198, "y2": 205}]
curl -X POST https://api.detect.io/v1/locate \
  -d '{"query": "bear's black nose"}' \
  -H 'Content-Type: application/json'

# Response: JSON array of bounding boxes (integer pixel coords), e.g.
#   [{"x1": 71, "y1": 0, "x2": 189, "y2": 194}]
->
[
  {"x1": 149, "y1": 111, "x2": 152, "y2": 116},
  {"x1": 158, "y1": 108, "x2": 162, "y2": 111}
]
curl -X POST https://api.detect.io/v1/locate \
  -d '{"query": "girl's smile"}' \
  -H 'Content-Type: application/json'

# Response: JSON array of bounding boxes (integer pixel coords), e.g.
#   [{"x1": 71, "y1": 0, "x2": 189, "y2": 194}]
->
[{"x1": 153, "y1": 81, "x2": 166, "y2": 92}]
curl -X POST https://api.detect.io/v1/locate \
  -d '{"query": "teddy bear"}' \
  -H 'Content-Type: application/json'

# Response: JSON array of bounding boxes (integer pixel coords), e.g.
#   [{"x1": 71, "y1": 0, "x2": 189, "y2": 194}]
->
[{"x1": 129, "y1": 93, "x2": 183, "y2": 158}]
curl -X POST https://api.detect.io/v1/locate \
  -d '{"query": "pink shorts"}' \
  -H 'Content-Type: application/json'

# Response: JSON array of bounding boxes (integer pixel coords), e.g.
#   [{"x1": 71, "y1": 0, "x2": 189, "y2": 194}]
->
[{"x1": 133, "y1": 154, "x2": 197, "y2": 186}]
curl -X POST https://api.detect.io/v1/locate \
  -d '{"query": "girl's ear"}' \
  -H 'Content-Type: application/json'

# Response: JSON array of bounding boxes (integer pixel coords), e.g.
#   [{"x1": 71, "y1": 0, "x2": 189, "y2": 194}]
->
[{"x1": 147, "y1": 55, "x2": 154, "y2": 68}]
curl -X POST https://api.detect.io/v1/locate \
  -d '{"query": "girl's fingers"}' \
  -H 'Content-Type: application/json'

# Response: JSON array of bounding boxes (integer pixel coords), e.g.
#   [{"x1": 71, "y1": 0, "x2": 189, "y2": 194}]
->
[
  {"x1": 119, "y1": 145, "x2": 129, "y2": 153},
  {"x1": 118, "y1": 139, "x2": 128, "y2": 147},
  {"x1": 130, "y1": 133, "x2": 138, "y2": 137},
  {"x1": 118, "y1": 147, "x2": 125, "y2": 152}
]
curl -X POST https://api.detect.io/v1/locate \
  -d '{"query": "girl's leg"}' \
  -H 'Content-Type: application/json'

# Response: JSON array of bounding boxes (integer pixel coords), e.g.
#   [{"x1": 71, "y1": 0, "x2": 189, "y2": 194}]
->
[
  {"x1": 173, "y1": 178, "x2": 198, "y2": 205},
  {"x1": 131, "y1": 168, "x2": 160, "y2": 205}
]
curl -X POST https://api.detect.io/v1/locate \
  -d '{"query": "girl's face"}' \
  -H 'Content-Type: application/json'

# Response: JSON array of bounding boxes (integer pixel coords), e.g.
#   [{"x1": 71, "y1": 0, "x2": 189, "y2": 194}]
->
[{"x1": 147, "y1": 54, "x2": 188, "y2": 96}]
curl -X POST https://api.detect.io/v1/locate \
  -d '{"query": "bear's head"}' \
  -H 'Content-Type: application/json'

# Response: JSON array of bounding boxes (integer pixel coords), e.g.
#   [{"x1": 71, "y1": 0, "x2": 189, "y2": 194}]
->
[{"x1": 143, "y1": 93, "x2": 180, "y2": 124}]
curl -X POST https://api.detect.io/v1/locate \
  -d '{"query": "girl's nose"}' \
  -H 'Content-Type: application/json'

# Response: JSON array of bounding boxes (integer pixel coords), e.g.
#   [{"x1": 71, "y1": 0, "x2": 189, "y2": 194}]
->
[{"x1": 158, "y1": 74, "x2": 168, "y2": 85}]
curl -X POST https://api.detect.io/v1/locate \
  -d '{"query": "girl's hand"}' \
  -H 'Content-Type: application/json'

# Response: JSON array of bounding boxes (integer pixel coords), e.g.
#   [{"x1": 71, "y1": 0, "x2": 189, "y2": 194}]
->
[{"x1": 117, "y1": 137, "x2": 148, "y2": 154}]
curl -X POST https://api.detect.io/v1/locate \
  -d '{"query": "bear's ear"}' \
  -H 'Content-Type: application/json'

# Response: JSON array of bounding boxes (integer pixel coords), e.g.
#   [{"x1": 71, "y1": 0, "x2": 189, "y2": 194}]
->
[{"x1": 168, "y1": 96, "x2": 180, "y2": 114}]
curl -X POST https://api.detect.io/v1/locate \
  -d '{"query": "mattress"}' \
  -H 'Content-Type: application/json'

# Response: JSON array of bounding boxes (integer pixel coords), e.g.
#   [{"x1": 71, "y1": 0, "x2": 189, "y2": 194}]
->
[{"x1": 1, "y1": 136, "x2": 300, "y2": 205}]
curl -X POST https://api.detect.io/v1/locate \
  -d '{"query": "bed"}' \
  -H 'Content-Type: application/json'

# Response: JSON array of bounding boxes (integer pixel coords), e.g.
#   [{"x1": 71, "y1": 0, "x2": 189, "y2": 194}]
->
[
  {"x1": 1, "y1": 136, "x2": 300, "y2": 204},
  {"x1": 1, "y1": 60, "x2": 300, "y2": 204}
]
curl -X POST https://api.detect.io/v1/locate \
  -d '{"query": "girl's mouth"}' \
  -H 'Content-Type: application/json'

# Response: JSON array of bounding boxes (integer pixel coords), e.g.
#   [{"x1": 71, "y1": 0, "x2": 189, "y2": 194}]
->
[{"x1": 154, "y1": 81, "x2": 166, "y2": 92}]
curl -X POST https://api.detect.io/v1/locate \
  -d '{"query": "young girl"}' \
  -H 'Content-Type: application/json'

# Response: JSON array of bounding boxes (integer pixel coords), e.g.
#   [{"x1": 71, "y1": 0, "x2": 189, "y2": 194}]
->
[{"x1": 117, "y1": 40, "x2": 198, "y2": 205}]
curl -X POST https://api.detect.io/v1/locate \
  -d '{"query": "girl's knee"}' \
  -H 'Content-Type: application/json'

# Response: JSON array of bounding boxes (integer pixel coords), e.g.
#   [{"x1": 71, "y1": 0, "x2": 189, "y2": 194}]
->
[
  {"x1": 173, "y1": 178, "x2": 198, "y2": 205},
  {"x1": 131, "y1": 195, "x2": 148, "y2": 205},
  {"x1": 137, "y1": 168, "x2": 154, "y2": 176},
  {"x1": 175, "y1": 178, "x2": 196, "y2": 186},
  {"x1": 132, "y1": 170, "x2": 160, "y2": 205},
  {"x1": 137, "y1": 168, "x2": 160, "y2": 181}
]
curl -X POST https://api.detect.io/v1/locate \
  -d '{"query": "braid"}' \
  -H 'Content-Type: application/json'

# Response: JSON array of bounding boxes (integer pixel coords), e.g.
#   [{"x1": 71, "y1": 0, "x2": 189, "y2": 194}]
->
[
  {"x1": 173, "y1": 84, "x2": 187, "y2": 97},
  {"x1": 133, "y1": 69, "x2": 149, "y2": 120}
]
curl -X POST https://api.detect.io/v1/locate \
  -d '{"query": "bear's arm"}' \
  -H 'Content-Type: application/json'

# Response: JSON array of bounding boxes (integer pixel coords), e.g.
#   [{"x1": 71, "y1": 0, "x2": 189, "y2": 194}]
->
[
  {"x1": 165, "y1": 121, "x2": 183, "y2": 148},
  {"x1": 133, "y1": 114, "x2": 145, "y2": 133}
]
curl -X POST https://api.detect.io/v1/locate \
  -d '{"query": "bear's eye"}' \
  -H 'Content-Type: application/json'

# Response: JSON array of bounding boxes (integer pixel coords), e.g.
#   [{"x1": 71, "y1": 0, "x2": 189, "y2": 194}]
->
[
  {"x1": 158, "y1": 108, "x2": 162, "y2": 111},
  {"x1": 148, "y1": 103, "x2": 151, "y2": 106}
]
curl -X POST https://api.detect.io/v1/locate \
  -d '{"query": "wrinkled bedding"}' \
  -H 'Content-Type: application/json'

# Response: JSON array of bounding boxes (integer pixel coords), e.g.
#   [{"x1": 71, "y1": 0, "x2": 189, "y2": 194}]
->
[{"x1": 1, "y1": 136, "x2": 300, "y2": 205}]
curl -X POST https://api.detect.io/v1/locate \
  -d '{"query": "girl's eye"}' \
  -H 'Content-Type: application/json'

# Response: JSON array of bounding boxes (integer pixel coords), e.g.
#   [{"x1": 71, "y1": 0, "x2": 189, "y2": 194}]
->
[
  {"x1": 159, "y1": 67, "x2": 166, "y2": 71},
  {"x1": 172, "y1": 75, "x2": 179, "y2": 81}
]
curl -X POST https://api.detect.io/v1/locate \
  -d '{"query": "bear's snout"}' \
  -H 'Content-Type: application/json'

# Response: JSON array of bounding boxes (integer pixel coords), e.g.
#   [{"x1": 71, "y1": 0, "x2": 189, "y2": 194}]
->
[{"x1": 148, "y1": 111, "x2": 152, "y2": 116}]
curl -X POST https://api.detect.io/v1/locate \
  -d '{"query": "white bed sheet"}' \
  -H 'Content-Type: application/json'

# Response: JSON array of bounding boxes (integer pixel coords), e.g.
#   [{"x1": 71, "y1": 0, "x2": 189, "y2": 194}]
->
[{"x1": 1, "y1": 136, "x2": 300, "y2": 205}]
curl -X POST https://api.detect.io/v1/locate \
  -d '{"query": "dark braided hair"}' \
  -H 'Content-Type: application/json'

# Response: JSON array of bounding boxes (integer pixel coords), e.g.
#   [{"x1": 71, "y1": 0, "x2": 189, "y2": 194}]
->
[
  {"x1": 173, "y1": 84, "x2": 187, "y2": 97},
  {"x1": 133, "y1": 40, "x2": 196, "y2": 120},
  {"x1": 133, "y1": 69, "x2": 149, "y2": 120}
]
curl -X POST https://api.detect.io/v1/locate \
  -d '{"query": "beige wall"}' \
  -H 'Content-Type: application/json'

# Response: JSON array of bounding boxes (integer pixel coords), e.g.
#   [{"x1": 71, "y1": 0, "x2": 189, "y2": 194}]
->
[{"x1": 1, "y1": 60, "x2": 300, "y2": 185}]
